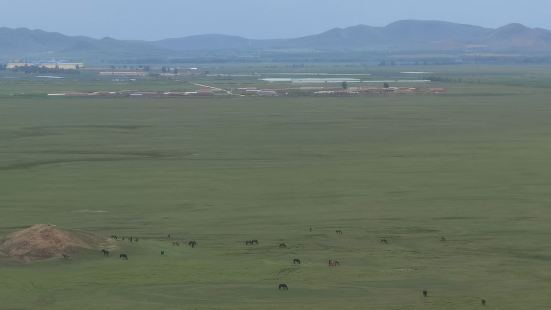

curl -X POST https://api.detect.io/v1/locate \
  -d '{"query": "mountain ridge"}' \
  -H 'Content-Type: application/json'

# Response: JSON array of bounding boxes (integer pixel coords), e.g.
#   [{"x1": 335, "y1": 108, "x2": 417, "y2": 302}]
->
[{"x1": 2, "y1": 20, "x2": 551, "y2": 61}]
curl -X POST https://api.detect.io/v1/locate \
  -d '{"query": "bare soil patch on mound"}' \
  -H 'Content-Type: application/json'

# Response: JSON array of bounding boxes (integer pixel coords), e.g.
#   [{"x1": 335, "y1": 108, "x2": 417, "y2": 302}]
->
[{"x1": 0, "y1": 224, "x2": 115, "y2": 262}]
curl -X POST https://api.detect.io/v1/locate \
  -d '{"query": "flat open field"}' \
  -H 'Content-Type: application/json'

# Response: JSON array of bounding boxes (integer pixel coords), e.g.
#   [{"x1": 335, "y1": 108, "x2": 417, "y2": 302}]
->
[{"x1": 2, "y1": 66, "x2": 551, "y2": 309}]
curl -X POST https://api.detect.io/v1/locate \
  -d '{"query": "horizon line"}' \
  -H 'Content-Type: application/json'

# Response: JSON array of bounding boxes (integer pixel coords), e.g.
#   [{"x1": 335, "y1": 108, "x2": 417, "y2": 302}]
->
[{"x1": 1, "y1": 19, "x2": 548, "y2": 42}]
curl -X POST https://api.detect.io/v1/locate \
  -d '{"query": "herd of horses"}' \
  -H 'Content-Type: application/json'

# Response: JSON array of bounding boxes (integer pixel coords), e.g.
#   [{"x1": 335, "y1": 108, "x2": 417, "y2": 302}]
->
[{"x1": 71, "y1": 229, "x2": 487, "y2": 306}]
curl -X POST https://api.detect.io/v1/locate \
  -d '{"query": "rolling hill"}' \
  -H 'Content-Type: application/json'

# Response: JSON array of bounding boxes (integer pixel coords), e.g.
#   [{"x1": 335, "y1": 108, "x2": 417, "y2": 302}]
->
[
  {"x1": 1, "y1": 20, "x2": 551, "y2": 62},
  {"x1": 155, "y1": 20, "x2": 551, "y2": 52}
]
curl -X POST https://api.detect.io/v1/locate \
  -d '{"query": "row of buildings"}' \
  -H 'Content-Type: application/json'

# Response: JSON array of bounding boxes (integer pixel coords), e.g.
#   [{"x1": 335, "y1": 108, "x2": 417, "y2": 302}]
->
[{"x1": 6, "y1": 62, "x2": 84, "y2": 70}]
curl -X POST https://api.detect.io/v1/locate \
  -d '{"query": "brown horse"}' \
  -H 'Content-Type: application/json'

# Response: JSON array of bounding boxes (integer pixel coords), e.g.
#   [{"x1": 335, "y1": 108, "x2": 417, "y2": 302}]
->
[
  {"x1": 293, "y1": 258, "x2": 301, "y2": 265},
  {"x1": 101, "y1": 249, "x2": 110, "y2": 257},
  {"x1": 120, "y1": 254, "x2": 129, "y2": 260},
  {"x1": 188, "y1": 241, "x2": 198, "y2": 248}
]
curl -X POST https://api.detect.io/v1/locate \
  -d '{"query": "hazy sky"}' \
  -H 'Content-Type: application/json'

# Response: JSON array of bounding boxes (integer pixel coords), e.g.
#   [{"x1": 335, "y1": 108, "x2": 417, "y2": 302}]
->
[{"x1": 1, "y1": 0, "x2": 550, "y2": 40}]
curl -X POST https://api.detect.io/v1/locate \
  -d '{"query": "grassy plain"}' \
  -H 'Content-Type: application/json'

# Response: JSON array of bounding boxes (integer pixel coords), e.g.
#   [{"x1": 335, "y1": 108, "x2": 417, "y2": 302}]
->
[{"x1": 1, "y1": 66, "x2": 551, "y2": 309}]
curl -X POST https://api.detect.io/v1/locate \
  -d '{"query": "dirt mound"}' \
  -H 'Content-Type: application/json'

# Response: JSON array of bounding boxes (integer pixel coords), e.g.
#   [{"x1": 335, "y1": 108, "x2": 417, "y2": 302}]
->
[{"x1": 0, "y1": 224, "x2": 113, "y2": 262}]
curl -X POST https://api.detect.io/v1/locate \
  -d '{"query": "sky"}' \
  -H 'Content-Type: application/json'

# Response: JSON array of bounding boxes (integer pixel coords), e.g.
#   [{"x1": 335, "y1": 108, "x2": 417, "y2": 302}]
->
[{"x1": 1, "y1": 0, "x2": 550, "y2": 40}]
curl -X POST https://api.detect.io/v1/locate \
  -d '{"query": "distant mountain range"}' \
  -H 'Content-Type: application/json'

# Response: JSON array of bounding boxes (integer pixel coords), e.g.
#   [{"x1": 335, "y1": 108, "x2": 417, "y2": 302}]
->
[{"x1": 2, "y1": 20, "x2": 551, "y2": 62}]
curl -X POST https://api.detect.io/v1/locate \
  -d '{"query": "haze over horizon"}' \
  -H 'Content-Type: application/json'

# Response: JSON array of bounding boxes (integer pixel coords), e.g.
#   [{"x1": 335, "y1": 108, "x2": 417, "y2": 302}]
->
[{"x1": 1, "y1": 0, "x2": 550, "y2": 40}]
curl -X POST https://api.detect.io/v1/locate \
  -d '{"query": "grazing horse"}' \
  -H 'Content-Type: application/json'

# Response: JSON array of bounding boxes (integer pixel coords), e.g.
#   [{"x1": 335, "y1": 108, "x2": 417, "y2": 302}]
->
[
  {"x1": 328, "y1": 260, "x2": 340, "y2": 267},
  {"x1": 62, "y1": 254, "x2": 70, "y2": 260},
  {"x1": 293, "y1": 259, "x2": 301, "y2": 265},
  {"x1": 336, "y1": 230, "x2": 343, "y2": 235},
  {"x1": 380, "y1": 238, "x2": 388, "y2": 244},
  {"x1": 423, "y1": 290, "x2": 428, "y2": 297},
  {"x1": 279, "y1": 243, "x2": 287, "y2": 248},
  {"x1": 172, "y1": 242, "x2": 180, "y2": 247},
  {"x1": 278, "y1": 284, "x2": 289, "y2": 291},
  {"x1": 481, "y1": 299, "x2": 486, "y2": 306},
  {"x1": 245, "y1": 240, "x2": 259, "y2": 246},
  {"x1": 188, "y1": 241, "x2": 198, "y2": 248},
  {"x1": 161, "y1": 250, "x2": 165, "y2": 256},
  {"x1": 120, "y1": 254, "x2": 129, "y2": 260},
  {"x1": 441, "y1": 236, "x2": 447, "y2": 242},
  {"x1": 111, "y1": 235, "x2": 118, "y2": 240},
  {"x1": 101, "y1": 249, "x2": 110, "y2": 257}
]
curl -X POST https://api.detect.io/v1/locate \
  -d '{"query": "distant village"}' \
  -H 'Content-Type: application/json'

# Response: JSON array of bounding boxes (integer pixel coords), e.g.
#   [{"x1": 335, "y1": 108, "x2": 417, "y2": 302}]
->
[
  {"x1": 5, "y1": 61, "x2": 84, "y2": 71},
  {"x1": 2, "y1": 61, "x2": 446, "y2": 97}
]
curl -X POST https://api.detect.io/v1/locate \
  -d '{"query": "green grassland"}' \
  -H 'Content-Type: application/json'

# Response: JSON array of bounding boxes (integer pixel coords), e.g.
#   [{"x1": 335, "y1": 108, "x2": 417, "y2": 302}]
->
[{"x1": 2, "y1": 66, "x2": 551, "y2": 309}]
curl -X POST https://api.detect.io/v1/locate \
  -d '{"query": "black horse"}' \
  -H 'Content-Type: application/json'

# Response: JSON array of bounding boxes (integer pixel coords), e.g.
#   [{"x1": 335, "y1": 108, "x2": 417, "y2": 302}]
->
[
  {"x1": 278, "y1": 284, "x2": 289, "y2": 290},
  {"x1": 423, "y1": 290, "x2": 428, "y2": 297},
  {"x1": 380, "y1": 238, "x2": 388, "y2": 244},
  {"x1": 62, "y1": 254, "x2": 70, "y2": 260},
  {"x1": 245, "y1": 240, "x2": 259, "y2": 246},
  {"x1": 161, "y1": 250, "x2": 165, "y2": 256},
  {"x1": 188, "y1": 241, "x2": 198, "y2": 248},
  {"x1": 336, "y1": 230, "x2": 343, "y2": 235},
  {"x1": 120, "y1": 254, "x2": 129, "y2": 260},
  {"x1": 279, "y1": 243, "x2": 287, "y2": 248},
  {"x1": 293, "y1": 258, "x2": 301, "y2": 265},
  {"x1": 102, "y1": 249, "x2": 110, "y2": 257},
  {"x1": 481, "y1": 299, "x2": 486, "y2": 306}
]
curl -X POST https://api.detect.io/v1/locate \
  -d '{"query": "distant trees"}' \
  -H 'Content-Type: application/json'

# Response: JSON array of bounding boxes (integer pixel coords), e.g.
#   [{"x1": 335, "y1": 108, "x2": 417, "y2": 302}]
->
[
  {"x1": 160, "y1": 66, "x2": 179, "y2": 74},
  {"x1": 383, "y1": 82, "x2": 390, "y2": 88},
  {"x1": 378, "y1": 60, "x2": 396, "y2": 66},
  {"x1": 342, "y1": 81, "x2": 348, "y2": 90}
]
